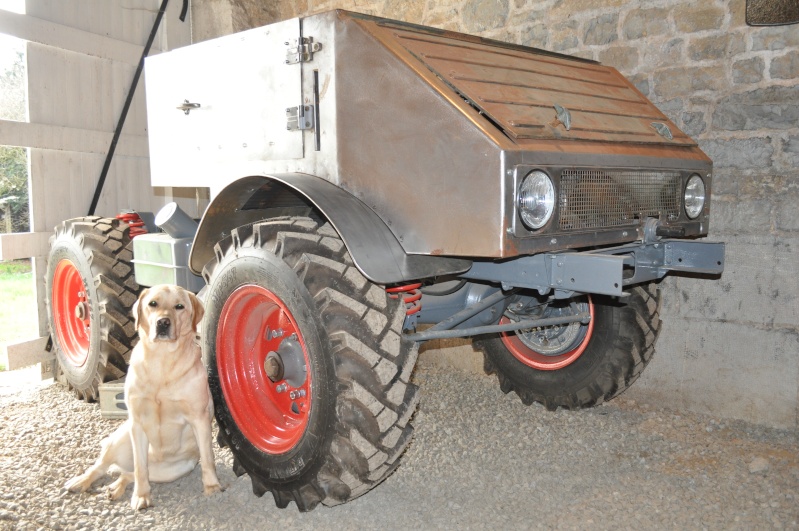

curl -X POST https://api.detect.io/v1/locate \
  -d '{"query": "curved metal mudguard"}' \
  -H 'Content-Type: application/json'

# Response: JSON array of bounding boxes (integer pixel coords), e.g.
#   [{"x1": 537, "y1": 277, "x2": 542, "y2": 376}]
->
[{"x1": 188, "y1": 173, "x2": 471, "y2": 284}]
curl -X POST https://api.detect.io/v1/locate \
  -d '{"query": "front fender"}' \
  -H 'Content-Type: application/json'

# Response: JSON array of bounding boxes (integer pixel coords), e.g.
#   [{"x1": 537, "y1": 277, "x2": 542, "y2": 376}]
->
[{"x1": 189, "y1": 173, "x2": 471, "y2": 284}]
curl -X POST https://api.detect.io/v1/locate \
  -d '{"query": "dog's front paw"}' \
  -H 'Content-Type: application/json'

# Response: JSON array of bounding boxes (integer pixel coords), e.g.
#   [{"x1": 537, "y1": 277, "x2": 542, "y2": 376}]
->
[
  {"x1": 64, "y1": 475, "x2": 90, "y2": 493},
  {"x1": 107, "y1": 476, "x2": 130, "y2": 500},
  {"x1": 130, "y1": 492, "x2": 152, "y2": 511},
  {"x1": 203, "y1": 482, "x2": 223, "y2": 496}
]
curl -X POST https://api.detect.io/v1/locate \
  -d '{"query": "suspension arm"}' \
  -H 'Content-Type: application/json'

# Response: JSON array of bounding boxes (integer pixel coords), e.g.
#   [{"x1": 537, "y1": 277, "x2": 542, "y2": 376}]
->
[{"x1": 404, "y1": 311, "x2": 591, "y2": 342}]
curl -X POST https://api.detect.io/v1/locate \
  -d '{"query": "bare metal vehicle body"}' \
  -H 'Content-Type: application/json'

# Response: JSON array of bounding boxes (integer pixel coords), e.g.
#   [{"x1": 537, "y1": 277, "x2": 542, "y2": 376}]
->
[{"x1": 48, "y1": 10, "x2": 724, "y2": 511}]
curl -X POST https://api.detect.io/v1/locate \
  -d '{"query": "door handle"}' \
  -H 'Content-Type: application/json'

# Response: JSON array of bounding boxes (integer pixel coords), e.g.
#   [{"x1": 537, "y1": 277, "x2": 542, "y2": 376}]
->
[{"x1": 177, "y1": 100, "x2": 201, "y2": 115}]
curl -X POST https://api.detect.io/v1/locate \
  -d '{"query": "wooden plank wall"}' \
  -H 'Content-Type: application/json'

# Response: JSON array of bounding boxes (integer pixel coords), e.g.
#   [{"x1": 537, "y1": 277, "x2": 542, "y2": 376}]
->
[{"x1": 0, "y1": 0, "x2": 196, "y2": 373}]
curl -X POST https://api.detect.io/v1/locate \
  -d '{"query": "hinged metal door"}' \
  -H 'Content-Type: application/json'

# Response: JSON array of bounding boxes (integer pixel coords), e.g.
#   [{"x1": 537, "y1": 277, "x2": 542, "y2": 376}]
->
[{"x1": 145, "y1": 18, "x2": 304, "y2": 187}]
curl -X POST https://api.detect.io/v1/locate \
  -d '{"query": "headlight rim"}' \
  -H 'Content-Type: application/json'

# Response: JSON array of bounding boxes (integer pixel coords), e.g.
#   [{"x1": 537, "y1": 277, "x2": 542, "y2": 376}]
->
[
  {"x1": 518, "y1": 169, "x2": 556, "y2": 231},
  {"x1": 684, "y1": 173, "x2": 706, "y2": 220}
]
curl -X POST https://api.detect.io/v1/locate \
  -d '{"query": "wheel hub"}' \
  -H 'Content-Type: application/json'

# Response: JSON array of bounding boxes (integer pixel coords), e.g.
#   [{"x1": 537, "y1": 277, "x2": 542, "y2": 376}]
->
[
  {"x1": 263, "y1": 335, "x2": 307, "y2": 387},
  {"x1": 500, "y1": 297, "x2": 595, "y2": 371}
]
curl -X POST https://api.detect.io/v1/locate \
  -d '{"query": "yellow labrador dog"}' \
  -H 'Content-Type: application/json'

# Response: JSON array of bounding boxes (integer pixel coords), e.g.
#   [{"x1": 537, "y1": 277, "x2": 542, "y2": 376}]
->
[{"x1": 65, "y1": 284, "x2": 222, "y2": 510}]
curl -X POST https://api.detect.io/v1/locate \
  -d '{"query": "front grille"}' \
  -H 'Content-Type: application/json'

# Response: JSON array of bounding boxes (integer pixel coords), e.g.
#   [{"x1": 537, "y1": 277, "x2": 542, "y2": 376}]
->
[{"x1": 558, "y1": 170, "x2": 681, "y2": 230}]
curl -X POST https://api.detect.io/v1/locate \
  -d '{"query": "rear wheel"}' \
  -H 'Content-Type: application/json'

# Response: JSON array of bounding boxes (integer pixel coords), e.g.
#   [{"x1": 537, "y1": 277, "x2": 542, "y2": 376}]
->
[
  {"x1": 202, "y1": 217, "x2": 419, "y2": 511},
  {"x1": 474, "y1": 283, "x2": 661, "y2": 410},
  {"x1": 45, "y1": 217, "x2": 140, "y2": 401}
]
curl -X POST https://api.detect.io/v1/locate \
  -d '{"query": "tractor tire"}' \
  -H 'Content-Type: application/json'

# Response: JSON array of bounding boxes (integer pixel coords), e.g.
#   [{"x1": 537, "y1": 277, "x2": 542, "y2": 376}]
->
[
  {"x1": 45, "y1": 216, "x2": 140, "y2": 401},
  {"x1": 474, "y1": 283, "x2": 661, "y2": 410},
  {"x1": 202, "y1": 217, "x2": 419, "y2": 512}
]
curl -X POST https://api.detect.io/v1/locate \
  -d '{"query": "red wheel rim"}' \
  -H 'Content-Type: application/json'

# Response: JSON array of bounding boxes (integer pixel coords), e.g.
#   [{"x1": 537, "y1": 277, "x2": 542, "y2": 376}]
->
[
  {"x1": 52, "y1": 259, "x2": 91, "y2": 367},
  {"x1": 216, "y1": 285, "x2": 312, "y2": 454},
  {"x1": 500, "y1": 298, "x2": 595, "y2": 371}
]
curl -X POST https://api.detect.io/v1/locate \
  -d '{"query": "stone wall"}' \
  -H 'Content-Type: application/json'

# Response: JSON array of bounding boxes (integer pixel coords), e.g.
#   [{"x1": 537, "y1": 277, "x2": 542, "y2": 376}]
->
[{"x1": 192, "y1": 0, "x2": 799, "y2": 429}]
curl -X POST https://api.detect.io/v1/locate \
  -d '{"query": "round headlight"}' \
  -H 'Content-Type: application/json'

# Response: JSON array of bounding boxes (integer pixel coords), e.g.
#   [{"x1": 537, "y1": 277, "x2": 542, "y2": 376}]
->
[
  {"x1": 684, "y1": 174, "x2": 706, "y2": 219},
  {"x1": 518, "y1": 170, "x2": 555, "y2": 230}
]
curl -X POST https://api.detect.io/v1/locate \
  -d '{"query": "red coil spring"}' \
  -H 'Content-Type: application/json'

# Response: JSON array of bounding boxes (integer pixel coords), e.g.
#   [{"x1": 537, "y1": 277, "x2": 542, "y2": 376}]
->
[
  {"x1": 386, "y1": 283, "x2": 422, "y2": 316},
  {"x1": 116, "y1": 212, "x2": 148, "y2": 238}
]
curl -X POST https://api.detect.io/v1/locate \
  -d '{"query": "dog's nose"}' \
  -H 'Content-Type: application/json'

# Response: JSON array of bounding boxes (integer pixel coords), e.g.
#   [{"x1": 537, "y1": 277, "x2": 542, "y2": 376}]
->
[{"x1": 156, "y1": 317, "x2": 171, "y2": 333}]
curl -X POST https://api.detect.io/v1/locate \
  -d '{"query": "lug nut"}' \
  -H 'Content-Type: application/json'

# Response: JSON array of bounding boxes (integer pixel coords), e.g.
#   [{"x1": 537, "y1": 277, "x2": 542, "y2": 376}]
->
[
  {"x1": 276, "y1": 383, "x2": 288, "y2": 393},
  {"x1": 264, "y1": 355, "x2": 284, "y2": 382},
  {"x1": 289, "y1": 389, "x2": 306, "y2": 399}
]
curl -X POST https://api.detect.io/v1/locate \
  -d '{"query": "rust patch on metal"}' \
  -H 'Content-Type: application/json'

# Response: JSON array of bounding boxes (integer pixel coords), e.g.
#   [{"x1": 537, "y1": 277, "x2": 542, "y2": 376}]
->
[{"x1": 368, "y1": 22, "x2": 695, "y2": 147}]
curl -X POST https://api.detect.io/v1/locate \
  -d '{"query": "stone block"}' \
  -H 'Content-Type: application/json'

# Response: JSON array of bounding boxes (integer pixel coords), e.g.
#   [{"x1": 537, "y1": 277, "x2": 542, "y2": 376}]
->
[
  {"x1": 628, "y1": 73, "x2": 650, "y2": 96},
  {"x1": 521, "y1": 22, "x2": 549, "y2": 48},
  {"x1": 711, "y1": 198, "x2": 773, "y2": 235},
  {"x1": 583, "y1": 13, "x2": 618, "y2": 46},
  {"x1": 732, "y1": 57, "x2": 764, "y2": 85},
  {"x1": 700, "y1": 137, "x2": 774, "y2": 169},
  {"x1": 551, "y1": 19, "x2": 579, "y2": 51},
  {"x1": 783, "y1": 135, "x2": 799, "y2": 168},
  {"x1": 383, "y1": 1, "x2": 425, "y2": 23},
  {"x1": 712, "y1": 86, "x2": 799, "y2": 131},
  {"x1": 752, "y1": 26, "x2": 799, "y2": 51},
  {"x1": 662, "y1": 236, "x2": 798, "y2": 328},
  {"x1": 642, "y1": 38, "x2": 684, "y2": 69},
  {"x1": 598, "y1": 46, "x2": 638, "y2": 72},
  {"x1": 550, "y1": 0, "x2": 625, "y2": 18},
  {"x1": 653, "y1": 66, "x2": 726, "y2": 99},
  {"x1": 775, "y1": 193, "x2": 799, "y2": 230},
  {"x1": 688, "y1": 34, "x2": 745, "y2": 62},
  {"x1": 709, "y1": 170, "x2": 739, "y2": 196},
  {"x1": 631, "y1": 319, "x2": 799, "y2": 428},
  {"x1": 424, "y1": 9, "x2": 462, "y2": 31},
  {"x1": 622, "y1": 7, "x2": 669, "y2": 40},
  {"x1": 770, "y1": 51, "x2": 799, "y2": 80},
  {"x1": 673, "y1": 5, "x2": 725, "y2": 33},
  {"x1": 191, "y1": 0, "x2": 235, "y2": 41},
  {"x1": 728, "y1": 0, "x2": 747, "y2": 27},
  {"x1": 680, "y1": 111, "x2": 707, "y2": 137},
  {"x1": 463, "y1": 0, "x2": 510, "y2": 33},
  {"x1": 737, "y1": 173, "x2": 798, "y2": 199},
  {"x1": 552, "y1": 34, "x2": 579, "y2": 51}
]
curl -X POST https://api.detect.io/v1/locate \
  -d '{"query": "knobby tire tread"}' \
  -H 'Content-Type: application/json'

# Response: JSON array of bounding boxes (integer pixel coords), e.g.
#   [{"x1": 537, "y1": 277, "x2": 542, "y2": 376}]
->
[
  {"x1": 46, "y1": 216, "x2": 140, "y2": 401},
  {"x1": 477, "y1": 283, "x2": 662, "y2": 410},
  {"x1": 206, "y1": 217, "x2": 419, "y2": 511}
]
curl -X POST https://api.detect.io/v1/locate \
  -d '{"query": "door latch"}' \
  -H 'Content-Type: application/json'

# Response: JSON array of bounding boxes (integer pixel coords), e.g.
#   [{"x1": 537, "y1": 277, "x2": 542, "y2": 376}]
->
[{"x1": 285, "y1": 37, "x2": 322, "y2": 64}]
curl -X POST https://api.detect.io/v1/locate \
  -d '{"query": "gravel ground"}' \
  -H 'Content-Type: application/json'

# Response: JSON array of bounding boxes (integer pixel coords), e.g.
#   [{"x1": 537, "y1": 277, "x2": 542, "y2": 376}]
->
[{"x1": 1, "y1": 364, "x2": 797, "y2": 530}]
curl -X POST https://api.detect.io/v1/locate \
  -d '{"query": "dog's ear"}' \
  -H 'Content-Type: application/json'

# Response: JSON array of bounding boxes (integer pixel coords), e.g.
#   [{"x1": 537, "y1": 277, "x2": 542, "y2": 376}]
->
[
  {"x1": 188, "y1": 292, "x2": 205, "y2": 333},
  {"x1": 133, "y1": 288, "x2": 150, "y2": 334}
]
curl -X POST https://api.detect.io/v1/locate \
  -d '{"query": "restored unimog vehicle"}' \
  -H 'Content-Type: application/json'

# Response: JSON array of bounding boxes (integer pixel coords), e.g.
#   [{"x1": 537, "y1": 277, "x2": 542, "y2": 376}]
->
[{"x1": 45, "y1": 10, "x2": 725, "y2": 511}]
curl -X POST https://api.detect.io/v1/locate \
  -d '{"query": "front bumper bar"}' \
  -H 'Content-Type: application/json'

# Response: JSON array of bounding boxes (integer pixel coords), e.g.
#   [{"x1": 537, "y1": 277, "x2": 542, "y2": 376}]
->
[{"x1": 462, "y1": 240, "x2": 725, "y2": 298}]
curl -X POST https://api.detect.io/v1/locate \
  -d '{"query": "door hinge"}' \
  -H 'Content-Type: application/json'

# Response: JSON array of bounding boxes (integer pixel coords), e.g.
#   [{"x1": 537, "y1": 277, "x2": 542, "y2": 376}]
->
[
  {"x1": 285, "y1": 37, "x2": 322, "y2": 64},
  {"x1": 286, "y1": 105, "x2": 315, "y2": 131}
]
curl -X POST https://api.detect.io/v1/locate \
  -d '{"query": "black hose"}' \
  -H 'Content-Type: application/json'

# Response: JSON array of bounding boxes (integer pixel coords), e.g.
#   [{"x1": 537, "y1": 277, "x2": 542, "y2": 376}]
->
[{"x1": 88, "y1": 0, "x2": 180, "y2": 216}]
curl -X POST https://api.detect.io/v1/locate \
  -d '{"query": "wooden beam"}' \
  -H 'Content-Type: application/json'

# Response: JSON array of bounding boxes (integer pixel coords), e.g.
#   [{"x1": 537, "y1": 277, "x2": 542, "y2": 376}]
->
[
  {"x1": 0, "y1": 10, "x2": 145, "y2": 65},
  {"x1": 0, "y1": 120, "x2": 149, "y2": 157},
  {"x1": 0, "y1": 232, "x2": 51, "y2": 261},
  {"x1": 1, "y1": 336, "x2": 52, "y2": 371}
]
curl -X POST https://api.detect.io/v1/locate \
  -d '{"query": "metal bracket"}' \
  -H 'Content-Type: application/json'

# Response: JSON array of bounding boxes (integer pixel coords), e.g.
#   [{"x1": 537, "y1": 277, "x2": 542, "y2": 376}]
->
[
  {"x1": 285, "y1": 37, "x2": 322, "y2": 64},
  {"x1": 286, "y1": 105, "x2": 315, "y2": 131}
]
